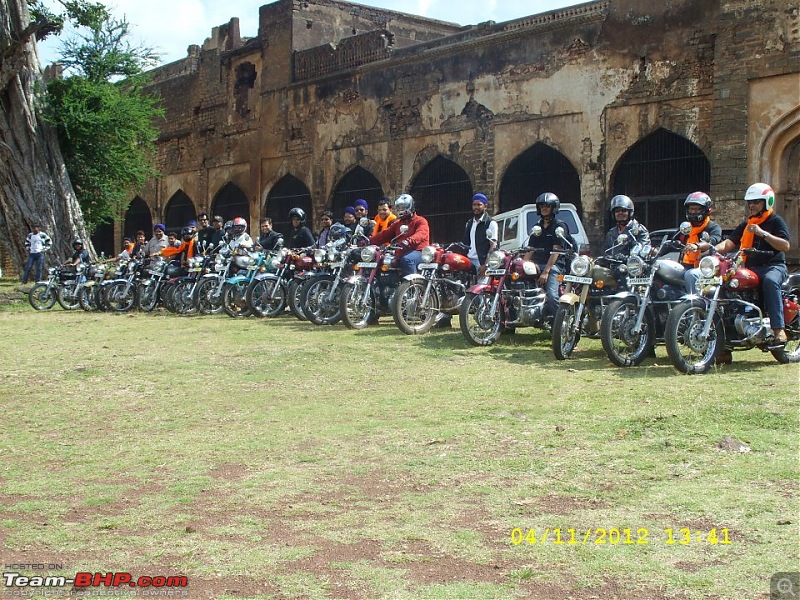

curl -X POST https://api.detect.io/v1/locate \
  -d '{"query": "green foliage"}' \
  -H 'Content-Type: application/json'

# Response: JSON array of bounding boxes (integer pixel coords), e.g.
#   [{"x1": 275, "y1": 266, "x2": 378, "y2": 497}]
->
[
  {"x1": 27, "y1": 0, "x2": 108, "y2": 42},
  {"x1": 42, "y1": 12, "x2": 163, "y2": 231}
]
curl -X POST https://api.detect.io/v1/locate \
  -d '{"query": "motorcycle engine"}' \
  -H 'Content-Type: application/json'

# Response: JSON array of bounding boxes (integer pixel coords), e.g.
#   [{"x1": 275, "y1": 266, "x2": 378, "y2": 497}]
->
[{"x1": 733, "y1": 315, "x2": 769, "y2": 341}]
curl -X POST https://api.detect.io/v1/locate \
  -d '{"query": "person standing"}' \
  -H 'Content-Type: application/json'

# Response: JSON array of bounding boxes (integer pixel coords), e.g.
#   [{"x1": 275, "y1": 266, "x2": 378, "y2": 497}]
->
[
  {"x1": 256, "y1": 217, "x2": 284, "y2": 251},
  {"x1": 22, "y1": 224, "x2": 52, "y2": 284},
  {"x1": 463, "y1": 193, "x2": 498, "y2": 274},
  {"x1": 288, "y1": 208, "x2": 315, "y2": 249}
]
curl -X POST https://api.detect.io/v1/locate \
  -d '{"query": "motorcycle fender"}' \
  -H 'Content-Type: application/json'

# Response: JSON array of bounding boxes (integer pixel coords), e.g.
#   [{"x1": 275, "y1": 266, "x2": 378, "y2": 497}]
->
[
  {"x1": 344, "y1": 274, "x2": 367, "y2": 285},
  {"x1": 557, "y1": 291, "x2": 581, "y2": 306},
  {"x1": 606, "y1": 291, "x2": 638, "y2": 303},
  {"x1": 225, "y1": 276, "x2": 247, "y2": 285},
  {"x1": 467, "y1": 283, "x2": 494, "y2": 295},
  {"x1": 84, "y1": 280, "x2": 97, "y2": 288},
  {"x1": 403, "y1": 273, "x2": 426, "y2": 283}
]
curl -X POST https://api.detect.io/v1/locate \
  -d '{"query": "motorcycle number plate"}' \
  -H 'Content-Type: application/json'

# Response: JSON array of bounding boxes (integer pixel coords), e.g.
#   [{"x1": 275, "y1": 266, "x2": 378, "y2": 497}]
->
[
  {"x1": 418, "y1": 263, "x2": 437, "y2": 269},
  {"x1": 627, "y1": 277, "x2": 651, "y2": 286},
  {"x1": 190, "y1": 267, "x2": 202, "y2": 272},
  {"x1": 357, "y1": 262, "x2": 377, "y2": 268},
  {"x1": 329, "y1": 262, "x2": 343, "y2": 268},
  {"x1": 563, "y1": 275, "x2": 592, "y2": 284},
  {"x1": 485, "y1": 269, "x2": 506, "y2": 276}
]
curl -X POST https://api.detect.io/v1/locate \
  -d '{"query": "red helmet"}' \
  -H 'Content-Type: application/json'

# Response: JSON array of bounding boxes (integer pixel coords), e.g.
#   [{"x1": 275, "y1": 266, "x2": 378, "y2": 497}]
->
[{"x1": 232, "y1": 217, "x2": 247, "y2": 235}]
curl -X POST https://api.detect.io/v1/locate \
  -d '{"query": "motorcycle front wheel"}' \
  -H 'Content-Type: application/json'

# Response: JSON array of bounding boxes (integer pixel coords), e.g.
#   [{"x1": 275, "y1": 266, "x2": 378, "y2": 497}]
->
[
  {"x1": 222, "y1": 281, "x2": 251, "y2": 318},
  {"x1": 57, "y1": 283, "x2": 81, "y2": 310},
  {"x1": 340, "y1": 279, "x2": 375, "y2": 330},
  {"x1": 28, "y1": 283, "x2": 57, "y2": 311},
  {"x1": 104, "y1": 281, "x2": 136, "y2": 312},
  {"x1": 459, "y1": 292, "x2": 501, "y2": 346},
  {"x1": 302, "y1": 275, "x2": 341, "y2": 325},
  {"x1": 79, "y1": 285, "x2": 99, "y2": 311},
  {"x1": 172, "y1": 280, "x2": 198, "y2": 315},
  {"x1": 246, "y1": 278, "x2": 285, "y2": 318},
  {"x1": 552, "y1": 303, "x2": 582, "y2": 360},
  {"x1": 664, "y1": 300, "x2": 724, "y2": 374},
  {"x1": 287, "y1": 279, "x2": 308, "y2": 321},
  {"x1": 193, "y1": 277, "x2": 224, "y2": 315},
  {"x1": 136, "y1": 281, "x2": 160, "y2": 312},
  {"x1": 600, "y1": 299, "x2": 654, "y2": 367},
  {"x1": 392, "y1": 280, "x2": 439, "y2": 335}
]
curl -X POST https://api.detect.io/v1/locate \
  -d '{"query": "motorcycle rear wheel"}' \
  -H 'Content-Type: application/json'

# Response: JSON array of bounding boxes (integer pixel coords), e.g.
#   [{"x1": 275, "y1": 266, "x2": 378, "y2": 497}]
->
[
  {"x1": 57, "y1": 283, "x2": 81, "y2": 310},
  {"x1": 222, "y1": 281, "x2": 251, "y2": 318},
  {"x1": 459, "y1": 292, "x2": 501, "y2": 346},
  {"x1": 552, "y1": 303, "x2": 581, "y2": 360},
  {"x1": 340, "y1": 280, "x2": 375, "y2": 329},
  {"x1": 28, "y1": 283, "x2": 57, "y2": 310},
  {"x1": 771, "y1": 317, "x2": 800, "y2": 364},
  {"x1": 392, "y1": 280, "x2": 439, "y2": 335},
  {"x1": 302, "y1": 275, "x2": 341, "y2": 325},
  {"x1": 665, "y1": 300, "x2": 724, "y2": 374},
  {"x1": 247, "y1": 278, "x2": 285, "y2": 318},
  {"x1": 600, "y1": 299, "x2": 655, "y2": 367}
]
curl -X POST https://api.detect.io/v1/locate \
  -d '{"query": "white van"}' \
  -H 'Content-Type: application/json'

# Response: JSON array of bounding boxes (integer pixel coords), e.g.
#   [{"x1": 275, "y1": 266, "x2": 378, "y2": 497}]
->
[{"x1": 493, "y1": 203, "x2": 589, "y2": 252}]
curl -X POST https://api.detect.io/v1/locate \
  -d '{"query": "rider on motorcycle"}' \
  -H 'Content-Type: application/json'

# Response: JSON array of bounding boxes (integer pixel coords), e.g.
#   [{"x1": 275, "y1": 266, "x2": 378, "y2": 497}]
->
[
  {"x1": 66, "y1": 238, "x2": 90, "y2": 267},
  {"x1": 229, "y1": 217, "x2": 254, "y2": 251},
  {"x1": 603, "y1": 194, "x2": 650, "y2": 253},
  {"x1": 714, "y1": 183, "x2": 791, "y2": 344},
  {"x1": 523, "y1": 192, "x2": 575, "y2": 321},
  {"x1": 257, "y1": 217, "x2": 284, "y2": 251},
  {"x1": 161, "y1": 226, "x2": 201, "y2": 266},
  {"x1": 678, "y1": 192, "x2": 723, "y2": 293},
  {"x1": 369, "y1": 194, "x2": 430, "y2": 276},
  {"x1": 288, "y1": 208, "x2": 315, "y2": 249}
]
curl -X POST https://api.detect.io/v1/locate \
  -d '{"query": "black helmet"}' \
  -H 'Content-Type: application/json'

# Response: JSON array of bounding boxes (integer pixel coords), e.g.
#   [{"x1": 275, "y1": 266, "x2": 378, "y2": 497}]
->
[
  {"x1": 289, "y1": 207, "x2": 306, "y2": 223},
  {"x1": 329, "y1": 222, "x2": 349, "y2": 241},
  {"x1": 72, "y1": 238, "x2": 83, "y2": 247},
  {"x1": 223, "y1": 220, "x2": 234, "y2": 232},
  {"x1": 609, "y1": 194, "x2": 634, "y2": 215},
  {"x1": 180, "y1": 226, "x2": 194, "y2": 237},
  {"x1": 535, "y1": 192, "x2": 560, "y2": 215},
  {"x1": 684, "y1": 191, "x2": 712, "y2": 224}
]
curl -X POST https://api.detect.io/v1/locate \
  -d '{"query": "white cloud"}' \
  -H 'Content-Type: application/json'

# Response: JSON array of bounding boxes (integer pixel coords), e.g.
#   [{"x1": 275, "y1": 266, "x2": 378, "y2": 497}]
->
[{"x1": 36, "y1": 0, "x2": 579, "y2": 67}]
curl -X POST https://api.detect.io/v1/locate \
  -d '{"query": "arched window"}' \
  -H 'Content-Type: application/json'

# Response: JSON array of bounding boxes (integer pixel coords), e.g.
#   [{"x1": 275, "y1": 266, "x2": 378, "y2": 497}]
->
[
  {"x1": 264, "y1": 175, "x2": 313, "y2": 236},
  {"x1": 612, "y1": 128, "x2": 710, "y2": 231},
  {"x1": 211, "y1": 182, "x2": 249, "y2": 223},
  {"x1": 408, "y1": 156, "x2": 472, "y2": 244},
  {"x1": 164, "y1": 190, "x2": 196, "y2": 232},
  {"x1": 498, "y1": 142, "x2": 581, "y2": 215},
  {"x1": 330, "y1": 166, "x2": 385, "y2": 220},
  {"x1": 124, "y1": 197, "x2": 152, "y2": 239}
]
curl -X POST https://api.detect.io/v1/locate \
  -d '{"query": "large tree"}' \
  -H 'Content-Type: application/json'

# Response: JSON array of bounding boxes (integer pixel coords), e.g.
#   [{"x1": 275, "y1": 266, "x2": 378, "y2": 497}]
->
[{"x1": 0, "y1": 0, "x2": 102, "y2": 271}]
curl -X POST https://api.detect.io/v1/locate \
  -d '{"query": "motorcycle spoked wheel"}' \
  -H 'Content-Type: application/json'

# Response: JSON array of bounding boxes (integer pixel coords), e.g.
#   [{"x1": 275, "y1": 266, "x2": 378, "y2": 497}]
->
[
  {"x1": 56, "y1": 283, "x2": 81, "y2": 310},
  {"x1": 600, "y1": 299, "x2": 655, "y2": 367},
  {"x1": 104, "y1": 281, "x2": 137, "y2": 312},
  {"x1": 247, "y1": 278, "x2": 286, "y2": 318},
  {"x1": 136, "y1": 281, "x2": 160, "y2": 312},
  {"x1": 193, "y1": 277, "x2": 225, "y2": 315},
  {"x1": 287, "y1": 279, "x2": 308, "y2": 321},
  {"x1": 770, "y1": 316, "x2": 800, "y2": 364},
  {"x1": 552, "y1": 303, "x2": 582, "y2": 360},
  {"x1": 222, "y1": 281, "x2": 252, "y2": 318},
  {"x1": 391, "y1": 280, "x2": 439, "y2": 335},
  {"x1": 173, "y1": 280, "x2": 198, "y2": 315},
  {"x1": 459, "y1": 292, "x2": 502, "y2": 346},
  {"x1": 301, "y1": 275, "x2": 341, "y2": 325},
  {"x1": 664, "y1": 300, "x2": 724, "y2": 374},
  {"x1": 79, "y1": 285, "x2": 100, "y2": 311},
  {"x1": 340, "y1": 280, "x2": 375, "y2": 330},
  {"x1": 28, "y1": 283, "x2": 57, "y2": 311}
]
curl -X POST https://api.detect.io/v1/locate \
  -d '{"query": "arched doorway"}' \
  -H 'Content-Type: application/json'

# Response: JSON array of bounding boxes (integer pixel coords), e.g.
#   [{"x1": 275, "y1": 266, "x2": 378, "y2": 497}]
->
[
  {"x1": 498, "y1": 142, "x2": 581, "y2": 215},
  {"x1": 264, "y1": 174, "x2": 313, "y2": 237},
  {"x1": 91, "y1": 221, "x2": 115, "y2": 258},
  {"x1": 611, "y1": 128, "x2": 710, "y2": 231},
  {"x1": 408, "y1": 156, "x2": 472, "y2": 244},
  {"x1": 211, "y1": 182, "x2": 250, "y2": 223},
  {"x1": 164, "y1": 191, "x2": 196, "y2": 233},
  {"x1": 330, "y1": 166, "x2": 385, "y2": 220},
  {"x1": 124, "y1": 197, "x2": 152, "y2": 238}
]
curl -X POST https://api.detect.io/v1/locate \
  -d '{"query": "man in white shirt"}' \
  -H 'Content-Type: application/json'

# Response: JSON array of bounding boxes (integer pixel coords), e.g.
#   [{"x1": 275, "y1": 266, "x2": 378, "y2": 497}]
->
[
  {"x1": 144, "y1": 224, "x2": 169, "y2": 257},
  {"x1": 463, "y1": 193, "x2": 498, "y2": 275},
  {"x1": 22, "y1": 225, "x2": 52, "y2": 284}
]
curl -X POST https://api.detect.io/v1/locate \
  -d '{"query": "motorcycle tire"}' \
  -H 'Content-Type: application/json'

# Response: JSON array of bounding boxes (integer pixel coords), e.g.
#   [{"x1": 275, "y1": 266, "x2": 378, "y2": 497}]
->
[
  {"x1": 193, "y1": 277, "x2": 224, "y2": 315},
  {"x1": 79, "y1": 285, "x2": 99, "y2": 311},
  {"x1": 173, "y1": 280, "x2": 198, "y2": 315},
  {"x1": 28, "y1": 283, "x2": 57, "y2": 311},
  {"x1": 56, "y1": 283, "x2": 81, "y2": 310},
  {"x1": 664, "y1": 299, "x2": 724, "y2": 374},
  {"x1": 340, "y1": 280, "x2": 375, "y2": 330},
  {"x1": 391, "y1": 279, "x2": 439, "y2": 335},
  {"x1": 771, "y1": 317, "x2": 800, "y2": 364},
  {"x1": 222, "y1": 281, "x2": 252, "y2": 318},
  {"x1": 287, "y1": 279, "x2": 308, "y2": 321},
  {"x1": 459, "y1": 292, "x2": 502, "y2": 346},
  {"x1": 600, "y1": 298, "x2": 655, "y2": 367},
  {"x1": 301, "y1": 275, "x2": 341, "y2": 325},
  {"x1": 247, "y1": 278, "x2": 286, "y2": 318},
  {"x1": 136, "y1": 281, "x2": 160, "y2": 312},
  {"x1": 104, "y1": 281, "x2": 136, "y2": 312},
  {"x1": 552, "y1": 303, "x2": 582, "y2": 360}
]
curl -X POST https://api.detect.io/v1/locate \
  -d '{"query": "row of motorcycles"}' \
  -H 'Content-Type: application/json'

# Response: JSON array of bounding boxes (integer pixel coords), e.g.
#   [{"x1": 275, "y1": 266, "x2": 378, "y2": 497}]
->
[{"x1": 27, "y1": 220, "x2": 800, "y2": 374}]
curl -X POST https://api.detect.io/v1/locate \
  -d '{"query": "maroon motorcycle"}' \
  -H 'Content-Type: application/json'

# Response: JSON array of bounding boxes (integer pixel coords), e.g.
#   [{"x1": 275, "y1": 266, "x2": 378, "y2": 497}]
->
[{"x1": 665, "y1": 248, "x2": 800, "y2": 373}]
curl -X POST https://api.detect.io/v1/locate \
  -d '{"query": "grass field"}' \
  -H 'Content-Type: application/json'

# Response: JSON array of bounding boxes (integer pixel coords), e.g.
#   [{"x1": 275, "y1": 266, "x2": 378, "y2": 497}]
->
[{"x1": 0, "y1": 280, "x2": 798, "y2": 599}]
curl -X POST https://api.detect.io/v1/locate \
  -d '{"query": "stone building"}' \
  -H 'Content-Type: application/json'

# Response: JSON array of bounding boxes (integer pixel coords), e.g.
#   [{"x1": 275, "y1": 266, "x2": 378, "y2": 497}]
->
[{"x1": 110, "y1": 0, "x2": 799, "y2": 263}]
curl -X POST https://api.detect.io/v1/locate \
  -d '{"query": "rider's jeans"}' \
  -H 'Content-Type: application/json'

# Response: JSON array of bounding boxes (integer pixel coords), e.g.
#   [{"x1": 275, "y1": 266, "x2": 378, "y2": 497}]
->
[
  {"x1": 750, "y1": 263, "x2": 788, "y2": 329},
  {"x1": 538, "y1": 264, "x2": 562, "y2": 319},
  {"x1": 398, "y1": 250, "x2": 422, "y2": 277},
  {"x1": 684, "y1": 267, "x2": 701, "y2": 294}
]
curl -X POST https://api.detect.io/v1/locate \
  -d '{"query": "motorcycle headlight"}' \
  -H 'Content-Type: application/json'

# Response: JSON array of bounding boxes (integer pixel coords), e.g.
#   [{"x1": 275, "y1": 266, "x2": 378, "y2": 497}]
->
[
  {"x1": 361, "y1": 246, "x2": 377, "y2": 262},
  {"x1": 327, "y1": 249, "x2": 338, "y2": 262},
  {"x1": 314, "y1": 249, "x2": 326, "y2": 263},
  {"x1": 420, "y1": 245, "x2": 437, "y2": 264},
  {"x1": 699, "y1": 256, "x2": 719, "y2": 278},
  {"x1": 626, "y1": 256, "x2": 644, "y2": 277},
  {"x1": 269, "y1": 256, "x2": 281, "y2": 269},
  {"x1": 486, "y1": 250, "x2": 504, "y2": 269},
  {"x1": 570, "y1": 255, "x2": 591, "y2": 277},
  {"x1": 382, "y1": 253, "x2": 393, "y2": 266}
]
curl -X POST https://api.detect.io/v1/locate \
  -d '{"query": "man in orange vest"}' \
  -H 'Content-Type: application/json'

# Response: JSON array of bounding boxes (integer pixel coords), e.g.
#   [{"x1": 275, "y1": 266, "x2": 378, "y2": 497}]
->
[{"x1": 678, "y1": 192, "x2": 722, "y2": 294}]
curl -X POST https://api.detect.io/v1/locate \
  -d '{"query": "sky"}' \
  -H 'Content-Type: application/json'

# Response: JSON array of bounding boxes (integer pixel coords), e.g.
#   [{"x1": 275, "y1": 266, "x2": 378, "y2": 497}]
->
[{"x1": 35, "y1": 0, "x2": 581, "y2": 68}]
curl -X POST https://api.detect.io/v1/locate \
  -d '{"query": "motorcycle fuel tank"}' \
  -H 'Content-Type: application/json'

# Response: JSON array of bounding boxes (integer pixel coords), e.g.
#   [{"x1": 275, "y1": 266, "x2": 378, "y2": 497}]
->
[
  {"x1": 730, "y1": 266, "x2": 760, "y2": 291},
  {"x1": 591, "y1": 265, "x2": 617, "y2": 289},
  {"x1": 655, "y1": 259, "x2": 686, "y2": 288},
  {"x1": 443, "y1": 252, "x2": 472, "y2": 272}
]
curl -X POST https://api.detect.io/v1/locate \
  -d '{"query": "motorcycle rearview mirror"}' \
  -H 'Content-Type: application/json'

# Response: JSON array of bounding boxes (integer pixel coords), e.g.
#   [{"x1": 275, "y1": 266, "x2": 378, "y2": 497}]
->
[
  {"x1": 616, "y1": 233, "x2": 628, "y2": 246},
  {"x1": 359, "y1": 216, "x2": 369, "y2": 227},
  {"x1": 629, "y1": 224, "x2": 640, "y2": 236},
  {"x1": 700, "y1": 231, "x2": 710, "y2": 242},
  {"x1": 678, "y1": 221, "x2": 692, "y2": 236},
  {"x1": 554, "y1": 226, "x2": 574, "y2": 249},
  {"x1": 530, "y1": 225, "x2": 543, "y2": 237},
  {"x1": 399, "y1": 224, "x2": 409, "y2": 234}
]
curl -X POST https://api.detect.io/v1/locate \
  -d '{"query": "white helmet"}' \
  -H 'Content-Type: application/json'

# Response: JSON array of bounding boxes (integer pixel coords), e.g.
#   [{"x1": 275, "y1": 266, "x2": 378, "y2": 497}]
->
[
  {"x1": 744, "y1": 183, "x2": 775, "y2": 211},
  {"x1": 394, "y1": 194, "x2": 415, "y2": 219}
]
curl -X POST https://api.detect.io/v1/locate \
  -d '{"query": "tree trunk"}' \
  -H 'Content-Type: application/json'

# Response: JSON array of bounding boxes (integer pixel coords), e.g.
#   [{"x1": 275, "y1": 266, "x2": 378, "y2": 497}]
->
[{"x1": 0, "y1": 0, "x2": 91, "y2": 276}]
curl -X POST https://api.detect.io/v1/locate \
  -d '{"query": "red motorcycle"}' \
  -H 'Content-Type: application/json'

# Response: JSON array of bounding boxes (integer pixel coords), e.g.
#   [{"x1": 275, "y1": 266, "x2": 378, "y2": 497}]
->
[
  {"x1": 665, "y1": 248, "x2": 800, "y2": 373},
  {"x1": 391, "y1": 243, "x2": 475, "y2": 334}
]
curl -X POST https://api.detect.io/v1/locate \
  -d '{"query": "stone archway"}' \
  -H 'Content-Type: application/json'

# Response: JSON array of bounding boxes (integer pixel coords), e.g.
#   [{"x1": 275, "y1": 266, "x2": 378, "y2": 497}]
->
[
  {"x1": 164, "y1": 190, "x2": 196, "y2": 232},
  {"x1": 211, "y1": 182, "x2": 249, "y2": 223},
  {"x1": 408, "y1": 155, "x2": 473, "y2": 244},
  {"x1": 330, "y1": 166, "x2": 385, "y2": 220},
  {"x1": 264, "y1": 174, "x2": 313, "y2": 237},
  {"x1": 123, "y1": 197, "x2": 152, "y2": 239}
]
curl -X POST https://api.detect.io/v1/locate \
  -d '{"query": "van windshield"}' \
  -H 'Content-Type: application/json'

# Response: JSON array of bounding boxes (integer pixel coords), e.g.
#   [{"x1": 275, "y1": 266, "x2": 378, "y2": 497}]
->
[{"x1": 527, "y1": 211, "x2": 579, "y2": 235}]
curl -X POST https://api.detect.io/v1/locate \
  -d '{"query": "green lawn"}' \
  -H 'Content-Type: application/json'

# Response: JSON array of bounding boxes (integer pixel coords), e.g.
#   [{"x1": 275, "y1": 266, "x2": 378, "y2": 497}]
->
[{"x1": 0, "y1": 282, "x2": 797, "y2": 599}]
